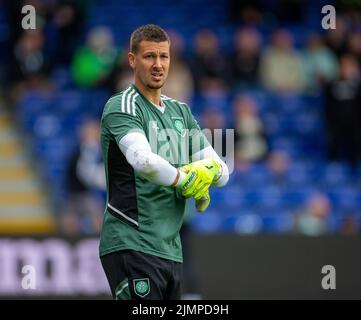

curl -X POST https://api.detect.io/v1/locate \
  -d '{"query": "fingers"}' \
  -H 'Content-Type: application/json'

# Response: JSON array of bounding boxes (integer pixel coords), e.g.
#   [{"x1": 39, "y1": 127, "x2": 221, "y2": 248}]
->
[
  {"x1": 193, "y1": 181, "x2": 210, "y2": 200},
  {"x1": 195, "y1": 193, "x2": 210, "y2": 212}
]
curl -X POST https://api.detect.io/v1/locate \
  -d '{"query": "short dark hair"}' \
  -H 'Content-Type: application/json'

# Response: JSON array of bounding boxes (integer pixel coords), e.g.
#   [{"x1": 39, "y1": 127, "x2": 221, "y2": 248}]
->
[{"x1": 130, "y1": 24, "x2": 170, "y2": 53}]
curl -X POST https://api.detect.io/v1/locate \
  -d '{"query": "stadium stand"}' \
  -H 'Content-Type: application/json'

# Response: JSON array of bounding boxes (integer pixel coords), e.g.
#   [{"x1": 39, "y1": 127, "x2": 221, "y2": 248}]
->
[
  {"x1": 1, "y1": 0, "x2": 360, "y2": 235},
  {"x1": 0, "y1": 104, "x2": 55, "y2": 234}
]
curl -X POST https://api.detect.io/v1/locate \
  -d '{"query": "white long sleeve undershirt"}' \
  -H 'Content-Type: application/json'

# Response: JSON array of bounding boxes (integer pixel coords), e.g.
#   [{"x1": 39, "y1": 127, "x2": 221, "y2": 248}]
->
[
  {"x1": 118, "y1": 132, "x2": 186, "y2": 186},
  {"x1": 118, "y1": 132, "x2": 229, "y2": 187}
]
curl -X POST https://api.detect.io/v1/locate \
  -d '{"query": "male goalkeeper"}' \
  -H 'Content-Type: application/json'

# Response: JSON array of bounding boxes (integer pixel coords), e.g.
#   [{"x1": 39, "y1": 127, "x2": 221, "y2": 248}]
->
[{"x1": 99, "y1": 24, "x2": 229, "y2": 300}]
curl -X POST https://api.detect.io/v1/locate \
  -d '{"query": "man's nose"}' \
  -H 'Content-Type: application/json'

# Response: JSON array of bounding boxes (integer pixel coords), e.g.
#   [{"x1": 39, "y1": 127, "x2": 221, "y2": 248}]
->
[{"x1": 153, "y1": 56, "x2": 162, "y2": 68}]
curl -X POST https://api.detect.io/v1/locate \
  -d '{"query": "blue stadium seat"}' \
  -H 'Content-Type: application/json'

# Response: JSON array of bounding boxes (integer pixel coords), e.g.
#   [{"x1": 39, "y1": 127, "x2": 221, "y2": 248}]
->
[
  {"x1": 54, "y1": 90, "x2": 88, "y2": 116},
  {"x1": 287, "y1": 162, "x2": 317, "y2": 186},
  {"x1": 18, "y1": 90, "x2": 54, "y2": 115},
  {"x1": 283, "y1": 188, "x2": 314, "y2": 208},
  {"x1": 233, "y1": 213, "x2": 263, "y2": 234},
  {"x1": 261, "y1": 212, "x2": 294, "y2": 233},
  {"x1": 32, "y1": 114, "x2": 62, "y2": 138},
  {"x1": 221, "y1": 185, "x2": 244, "y2": 208},
  {"x1": 257, "y1": 186, "x2": 283, "y2": 210},
  {"x1": 293, "y1": 111, "x2": 320, "y2": 136},
  {"x1": 321, "y1": 162, "x2": 351, "y2": 187},
  {"x1": 242, "y1": 164, "x2": 272, "y2": 187},
  {"x1": 262, "y1": 112, "x2": 281, "y2": 137},
  {"x1": 51, "y1": 67, "x2": 73, "y2": 89},
  {"x1": 190, "y1": 210, "x2": 223, "y2": 232},
  {"x1": 270, "y1": 137, "x2": 301, "y2": 158},
  {"x1": 275, "y1": 93, "x2": 304, "y2": 113},
  {"x1": 327, "y1": 186, "x2": 358, "y2": 211}
]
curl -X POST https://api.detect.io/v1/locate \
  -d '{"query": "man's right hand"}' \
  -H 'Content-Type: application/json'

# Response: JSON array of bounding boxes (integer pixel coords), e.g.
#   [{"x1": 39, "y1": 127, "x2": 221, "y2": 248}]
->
[{"x1": 178, "y1": 159, "x2": 220, "y2": 200}]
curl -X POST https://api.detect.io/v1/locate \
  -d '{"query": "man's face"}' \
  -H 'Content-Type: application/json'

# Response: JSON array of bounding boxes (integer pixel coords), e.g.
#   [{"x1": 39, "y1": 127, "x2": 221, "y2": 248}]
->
[{"x1": 129, "y1": 40, "x2": 170, "y2": 90}]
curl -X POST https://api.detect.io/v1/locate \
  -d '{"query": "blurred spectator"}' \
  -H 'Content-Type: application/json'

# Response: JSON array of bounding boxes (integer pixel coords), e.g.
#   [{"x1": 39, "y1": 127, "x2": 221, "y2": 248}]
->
[
  {"x1": 325, "y1": 16, "x2": 348, "y2": 57},
  {"x1": 190, "y1": 29, "x2": 229, "y2": 94},
  {"x1": 324, "y1": 54, "x2": 361, "y2": 169},
  {"x1": 339, "y1": 211, "x2": 360, "y2": 235},
  {"x1": 229, "y1": 0, "x2": 262, "y2": 24},
  {"x1": 259, "y1": 29, "x2": 304, "y2": 92},
  {"x1": 233, "y1": 95, "x2": 267, "y2": 164},
  {"x1": 49, "y1": 0, "x2": 87, "y2": 66},
  {"x1": 60, "y1": 120, "x2": 105, "y2": 236},
  {"x1": 231, "y1": 0, "x2": 304, "y2": 25},
  {"x1": 11, "y1": 30, "x2": 50, "y2": 80},
  {"x1": 71, "y1": 26, "x2": 120, "y2": 88},
  {"x1": 293, "y1": 193, "x2": 332, "y2": 236},
  {"x1": 7, "y1": 30, "x2": 53, "y2": 103},
  {"x1": 302, "y1": 33, "x2": 338, "y2": 94},
  {"x1": 5, "y1": 0, "x2": 50, "y2": 52},
  {"x1": 201, "y1": 107, "x2": 226, "y2": 130},
  {"x1": 162, "y1": 31, "x2": 194, "y2": 104},
  {"x1": 346, "y1": 32, "x2": 361, "y2": 64},
  {"x1": 229, "y1": 27, "x2": 261, "y2": 90},
  {"x1": 4, "y1": 2, "x2": 27, "y2": 55},
  {"x1": 109, "y1": 53, "x2": 133, "y2": 93},
  {"x1": 266, "y1": 150, "x2": 290, "y2": 182},
  {"x1": 271, "y1": 0, "x2": 305, "y2": 23},
  {"x1": 112, "y1": 67, "x2": 133, "y2": 93}
]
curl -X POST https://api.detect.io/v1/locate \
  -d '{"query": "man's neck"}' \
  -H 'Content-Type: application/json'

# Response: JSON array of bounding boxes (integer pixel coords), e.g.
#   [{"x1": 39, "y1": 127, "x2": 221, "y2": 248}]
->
[{"x1": 134, "y1": 80, "x2": 162, "y2": 106}]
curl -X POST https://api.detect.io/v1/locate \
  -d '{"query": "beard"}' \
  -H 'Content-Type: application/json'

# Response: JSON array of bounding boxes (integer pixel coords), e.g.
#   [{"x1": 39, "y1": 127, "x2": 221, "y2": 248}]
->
[
  {"x1": 146, "y1": 77, "x2": 166, "y2": 90},
  {"x1": 147, "y1": 82, "x2": 164, "y2": 89}
]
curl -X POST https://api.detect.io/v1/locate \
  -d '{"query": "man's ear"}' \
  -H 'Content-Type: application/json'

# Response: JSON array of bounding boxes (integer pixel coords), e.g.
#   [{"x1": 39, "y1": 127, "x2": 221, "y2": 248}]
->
[{"x1": 128, "y1": 52, "x2": 135, "y2": 69}]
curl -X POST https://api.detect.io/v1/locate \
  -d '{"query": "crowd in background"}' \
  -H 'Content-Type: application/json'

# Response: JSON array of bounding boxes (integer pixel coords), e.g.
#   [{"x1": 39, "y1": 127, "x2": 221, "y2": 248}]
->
[{"x1": 0, "y1": 0, "x2": 361, "y2": 236}]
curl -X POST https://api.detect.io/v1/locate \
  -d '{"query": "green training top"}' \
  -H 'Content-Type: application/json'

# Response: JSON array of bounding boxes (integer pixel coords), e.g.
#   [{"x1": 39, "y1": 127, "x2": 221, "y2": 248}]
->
[{"x1": 99, "y1": 83, "x2": 208, "y2": 262}]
